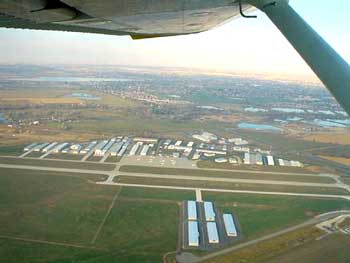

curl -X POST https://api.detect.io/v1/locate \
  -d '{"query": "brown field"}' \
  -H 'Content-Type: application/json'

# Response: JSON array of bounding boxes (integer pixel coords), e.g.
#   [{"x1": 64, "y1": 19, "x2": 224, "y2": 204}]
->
[
  {"x1": 319, "y1": 155, "x2": 350, "y2": 165},
  {"x1": 304, "y1": 132, "x2": 350, "y2": 145},
  {"x1": 1, "y1": 97, "x2": 83, "y2": 104},
  {"x1": 264, "y1": 233, "x2": 350, "y2": 263},
  {"x1": 203, "y1": 227, "x2": 323, "y2": 263}
]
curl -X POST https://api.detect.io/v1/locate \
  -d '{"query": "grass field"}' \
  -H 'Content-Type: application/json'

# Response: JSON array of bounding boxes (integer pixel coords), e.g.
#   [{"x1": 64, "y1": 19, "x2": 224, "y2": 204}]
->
[
  {"x1": 319, "y1": 155, "x2": 350, "y2": 165},
  {"x1": 116, "y1": 176, "x2": 348, "y2": 195},
  {"x1": 47, "y1": 153, "x2": 84, "y2": 161},
  {"x1": 0, "y1": 168, "x2": 188, "y2": 262},
  {"x1": 264, "y1": 233, "x2": 350, "y2": 263},
  {"x1": 202, "y1": 226, "x2": 324, "y2": 263},
  {"x1": 1, "y1": 97, "x2": 83, "y2": 104},
  {"x1": 119, "y1": 165, "x2": 335, "y2": 184},
  {"x1": 0, "y1": 156, "x2": 115, "y2": 171},
  {"x1": 0, "y1": 144, "x2": 26, "y2": 156},
  {"x1": 238, "y1": 130, "x2": 331, "y2": 152},
  {"x1": 203, "y1": 192, "x2": 350, "y2": 239},
  {"x1": 304, "y1": 131, "x2": 350, "y2": 145}
]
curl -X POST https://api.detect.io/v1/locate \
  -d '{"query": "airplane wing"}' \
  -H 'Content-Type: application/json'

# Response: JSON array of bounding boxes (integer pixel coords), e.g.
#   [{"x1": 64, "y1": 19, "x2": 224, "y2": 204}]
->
[{"x1": 0, "y1": 0, "x2": 349, "y2": 114}]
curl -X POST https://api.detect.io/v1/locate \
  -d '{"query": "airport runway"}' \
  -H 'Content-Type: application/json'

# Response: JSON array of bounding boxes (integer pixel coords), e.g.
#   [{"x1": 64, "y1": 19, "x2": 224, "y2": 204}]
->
[
  {"x1": 0, "y1": 163, "x2": 112, "y2": 176},
  {"x1": 118, "y1": 171, "x2": 348, "y2": 190},
  {"x1": 0, "y1": 161, "x2": 349, "y2": 200},
  {"x1": 98, "y1": 181, "x2": 350, "y2": 200}
]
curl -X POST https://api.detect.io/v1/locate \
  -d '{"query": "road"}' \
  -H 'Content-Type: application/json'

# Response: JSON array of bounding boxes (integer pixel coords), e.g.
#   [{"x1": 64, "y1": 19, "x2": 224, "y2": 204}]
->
[
  {"x1": 0, "y1": 163, "x2": 112, "y2": 176},
  {"x1": 180, "y1": 210, "x2": 350, "y2": 263}
]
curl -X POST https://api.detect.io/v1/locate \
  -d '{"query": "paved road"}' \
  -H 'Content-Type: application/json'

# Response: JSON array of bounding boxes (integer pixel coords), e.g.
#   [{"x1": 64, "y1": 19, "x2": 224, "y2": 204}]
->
[
  {"x1": 0, "y1": 163, "x2": 111, "y2": 176},
  {"x1": 98, "y1": 181, "x2": 350, "y2": 200},
  {"x1": 119, "y1": 171, "x2": 347, "y2": 189},
  {"x1": 182, "y1": 210, "x2": 350, "y2": 263}
]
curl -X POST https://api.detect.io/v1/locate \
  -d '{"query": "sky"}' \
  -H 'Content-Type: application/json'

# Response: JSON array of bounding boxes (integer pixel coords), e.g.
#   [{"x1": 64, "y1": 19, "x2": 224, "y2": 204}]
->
[{"x1": 0, "y1": 0, "x2": 349, "y2": 78}]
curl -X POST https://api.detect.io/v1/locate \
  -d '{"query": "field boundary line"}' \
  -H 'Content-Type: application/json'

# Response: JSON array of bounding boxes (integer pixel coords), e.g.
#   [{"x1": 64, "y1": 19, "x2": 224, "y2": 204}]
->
[
  {"x1": 90, "y1": 187, "x2": 122, "y2": 244},
  {"x1": 0, "y1": 234, "x2": 106, "y2": 251}
]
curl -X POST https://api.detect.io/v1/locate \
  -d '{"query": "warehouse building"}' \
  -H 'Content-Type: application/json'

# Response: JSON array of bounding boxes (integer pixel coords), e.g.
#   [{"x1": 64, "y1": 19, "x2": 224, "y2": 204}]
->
[
  {"x1": 244, "y1": 152, "x2": 250, "y2": 165},
  {"x1": 24, "y1": 143, "x2": 38, "y2": 152},
  {"x1": 70, "y1": 144, "x2": 82, "y2": 154},
  {"x1": 80, "y1": 141, "x2": 97, "y2": 154},
  {"x1": 94, "y1": 140, "x2": 108, "y2": 156},
  {"x1": 52, "y1": 142, "x2": 69, "y2": 153},
  {"x1": 110, "y1": 142, "x2": 124, "y2": 156},
  {"x1": 188, "y1": 221, "x2": 200, "y2": 247},
  {"x1": 267, "y1": 155, "x2": 275, "y2": 166},
  {"x1": 256, "y1": 153, "x2": 263, "y2": 165},
  {"x1": 33, "y1": 143, "x2": 49, "y2": 152},
  {"x1": 129, "y1": 142, "x2": 141, "y2": 156},
  {"x1": 206, "y1": 222, "x2": 219, "y2": 244},
  {"x1": 223, "y1": 214, "x2": 238, "y2": 237},
  {"x1": 187, "y1": 201, "x2": 197, "y2": 221},
  {"x1": 204, "y1": 202, "x2": 216, "y2": 222},
  {"x1": 117, "y1": 142, "x2": 129, "y2": 156},
  {"x1": 133, "y1": 137, "x2": 158, "y2": 143},
  {"x1": 140, "y1": 145, "x2": 150, "y2": 156},
  {"x1": 100, "y1": 140, "x2": 115, "y2": 156},
  {"x1": 175, "y1": 140, "x2": 182, "y2": 146}
]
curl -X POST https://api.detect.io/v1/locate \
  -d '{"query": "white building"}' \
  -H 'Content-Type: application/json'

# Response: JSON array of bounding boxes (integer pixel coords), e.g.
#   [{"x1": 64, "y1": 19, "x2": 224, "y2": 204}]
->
[
  {"x1": 207, "y1": 222, "x2": 219, "y2": 244},
  {"x1": 267, "y1": 155, "x2": 275, "y2": 166}
]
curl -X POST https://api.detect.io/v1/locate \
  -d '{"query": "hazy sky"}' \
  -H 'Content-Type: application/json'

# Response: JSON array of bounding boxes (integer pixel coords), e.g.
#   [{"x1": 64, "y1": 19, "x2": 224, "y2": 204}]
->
[{"x1": 0, "y1": 0, "x2": 349, "y2": 77}]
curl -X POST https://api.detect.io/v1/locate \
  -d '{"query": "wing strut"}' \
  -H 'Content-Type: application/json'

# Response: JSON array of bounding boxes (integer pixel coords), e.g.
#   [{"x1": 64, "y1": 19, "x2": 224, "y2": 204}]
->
[{"x1": 248, "y1": 0, "x2": 350, "y2": 114}]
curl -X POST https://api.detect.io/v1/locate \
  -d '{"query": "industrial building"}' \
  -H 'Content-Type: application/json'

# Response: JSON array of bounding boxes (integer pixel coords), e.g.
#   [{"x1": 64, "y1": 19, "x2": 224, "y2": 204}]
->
[
  {"x1": 70, "y1": 144, "x2": 82, "y2": 154},
  {"x1": 117, "y1": 143, "x2": 129, "y2": 156},
  {"x1": 223, "y1": 214, "x2": 238, "y2": 237},
  {"x1": 140, "y1": 145, "x2": 150, "y2": 156},
  {"x1": 188, "y1": 221, "x2": 200, "y2": 247},
  {"x1": 134, "y1": 137, "x2": 158, "y2": 143},
  {"x1": 204, "y1": 202, "x2": 216, "y2": 222},
  {"x1": 175, "y1": 140, "x2": 182, "y2": 146},
  {"x1": 187, "y1": 201, "x2": 197, "y2": 221},
  {"x1": 52, "y1": 142, "x2": 69, "y2": 153},
  {"x1": 94, "y1": 140, "x2": 108, "y2": 156},
  {"x1": 42, "y1": 142, "x2": 58, "y2": 153},
  {"x1": 244, "y1": 152, "x2": 250, "y2": 165},
  {"x1": 109, "y1": 142, "x2": 124, "y2": 156},
  {"x1": 24, "y1": 143, "x2": 37, "y2": 152},
  {"x1": 129, "y1": 142, "x2": 141, "y2": 156},
  {"x1": 267, "y1": 155, "x2": 275, "y2": 166},
  {"x1": 80, "y1": 141, "x2": 97, "y2": 154},
  {"x1": 33, "y1": 143, "x2": 49, "y2": 152},
  {"x1": 206, "y1": 222, "x2": 219, "y2": 244}
]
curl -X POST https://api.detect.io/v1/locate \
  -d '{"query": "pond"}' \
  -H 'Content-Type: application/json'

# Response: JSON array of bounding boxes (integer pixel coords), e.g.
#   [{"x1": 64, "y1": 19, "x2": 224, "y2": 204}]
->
[{"x1": 237, "y1": 122, "x2": 282, "y2": 132}]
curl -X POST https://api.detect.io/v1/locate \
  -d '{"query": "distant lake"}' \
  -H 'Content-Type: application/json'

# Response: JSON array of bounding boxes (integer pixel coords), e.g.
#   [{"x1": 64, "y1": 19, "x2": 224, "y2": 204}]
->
[
  {"x1": 244, "y1": 107, "x2": 268, "y2": 113},
  {"x1": 306, "y1": 119, "x2": 350, "y2": 128},
  {"x1": 272, "y1": 108, "x2": 305, "y2": 114},
  {"x1": 0, "y1": 113, "x2": 7, "y2": 124},
  {"x1": 70, "y1": 93, "x2": 99, "y2": 100},
  {"x1": 12, "y1": 77, "x2": 133, "y2": 82},
  {"x1": 238, "y1": 122, "x2": 282, "y2": 132}
]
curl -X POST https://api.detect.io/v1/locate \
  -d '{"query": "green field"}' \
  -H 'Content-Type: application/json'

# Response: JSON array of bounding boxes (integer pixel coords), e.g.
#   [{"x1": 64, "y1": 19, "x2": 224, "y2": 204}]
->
[
  {"x1": 239, "y1": 130, "x2": 331, "y2": 152},
  {"x1": 203, "y1": 192, "x2": 350, "y2": 239},
  {"x1": 47, "y1": 153, "x2": 84, "y2": 161},
  {"x1": 0, "y1": 144, "x2": 26, "y2": 156},
  {"x1": 264, "y1": 233, "x2": 350, "y2": 263},
  {"x1": 119, "y1": 165, "x2": 335, "y2": 184},
  {"x1": 0, "y1": 156, "x2": 115, "y2": 171},
  {"x1": 0, "y1": 168, "x2": 192, "y2": 262},
  {"x1": 116, "y1": 176, "x2": 349, "y2": 195}
]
